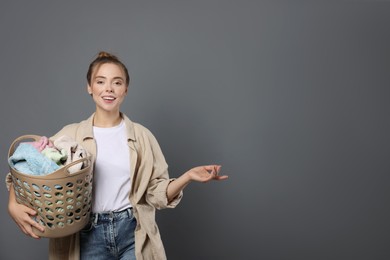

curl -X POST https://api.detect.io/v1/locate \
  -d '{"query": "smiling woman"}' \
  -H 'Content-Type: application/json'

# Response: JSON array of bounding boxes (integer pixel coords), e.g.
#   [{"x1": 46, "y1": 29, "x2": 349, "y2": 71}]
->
[
  {"x1": 88, "y1": 62, "x2": 129, "y2": 127},
  {"x1": 7, "y1": 51, "x2": 228, "y2": 260}
]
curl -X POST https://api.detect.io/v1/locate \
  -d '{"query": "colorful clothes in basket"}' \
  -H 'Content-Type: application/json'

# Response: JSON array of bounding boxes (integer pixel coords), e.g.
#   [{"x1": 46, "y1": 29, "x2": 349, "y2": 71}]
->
[{"x1": 8, "y1": 142, "x2": 60, "y2": 175}]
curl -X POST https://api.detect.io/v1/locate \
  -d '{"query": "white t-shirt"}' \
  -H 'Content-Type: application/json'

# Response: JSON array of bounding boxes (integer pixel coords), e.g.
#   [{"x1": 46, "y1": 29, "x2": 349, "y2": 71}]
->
[{"x1": 92, "y1": 120, "x2": 132, "y2": 212}]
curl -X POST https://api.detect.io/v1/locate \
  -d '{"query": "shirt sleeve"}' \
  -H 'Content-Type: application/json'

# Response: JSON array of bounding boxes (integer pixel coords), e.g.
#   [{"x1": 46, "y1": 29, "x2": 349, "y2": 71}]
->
[{"x1": 139, "y1": 126, "x2": 183, "y2": 209}]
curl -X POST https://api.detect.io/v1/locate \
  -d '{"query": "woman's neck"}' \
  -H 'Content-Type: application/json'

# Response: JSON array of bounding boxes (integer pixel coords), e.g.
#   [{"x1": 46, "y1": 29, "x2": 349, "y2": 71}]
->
[{"x1": 93, "y1": 110, "x2": 122, "y2": 128}]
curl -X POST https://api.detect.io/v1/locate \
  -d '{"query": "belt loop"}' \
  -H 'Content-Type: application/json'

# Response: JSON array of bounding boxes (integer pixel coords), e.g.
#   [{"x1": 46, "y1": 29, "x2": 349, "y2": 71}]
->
[
  {"x1": 126, "y1": 208, "x2": 132, "y2": 218},
  {"x1": 93, "y1": 213, "x2": 98, "y2": 225}
]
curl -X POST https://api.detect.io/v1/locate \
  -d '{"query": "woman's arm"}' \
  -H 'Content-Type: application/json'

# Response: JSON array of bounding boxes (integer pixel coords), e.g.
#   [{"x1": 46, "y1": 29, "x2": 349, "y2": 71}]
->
[
  {"x1": 167, "y1": 165, "x2": 228, "y2": 202},
  {"x1": 8, "y1": 185, "x2": 45, "y2": 239}
]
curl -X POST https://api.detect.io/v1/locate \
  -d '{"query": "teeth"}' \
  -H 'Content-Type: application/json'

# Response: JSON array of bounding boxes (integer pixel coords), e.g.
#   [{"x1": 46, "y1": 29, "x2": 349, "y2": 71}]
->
[{"x1": 103, "y1": 97, "x2": 115, "y2": 100}]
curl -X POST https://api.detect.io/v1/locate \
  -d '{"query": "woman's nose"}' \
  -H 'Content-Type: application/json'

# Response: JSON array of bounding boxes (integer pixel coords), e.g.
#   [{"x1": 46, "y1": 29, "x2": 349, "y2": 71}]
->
[{"x1": 105, "y1": 84, "x2": 114, "y2": 92}]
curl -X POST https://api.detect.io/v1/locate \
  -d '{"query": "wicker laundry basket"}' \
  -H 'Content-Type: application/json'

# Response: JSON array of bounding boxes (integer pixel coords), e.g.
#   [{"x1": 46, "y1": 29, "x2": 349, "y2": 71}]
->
[{"x1": 8, "y1": 135, "x2": 93, "y2": 238}]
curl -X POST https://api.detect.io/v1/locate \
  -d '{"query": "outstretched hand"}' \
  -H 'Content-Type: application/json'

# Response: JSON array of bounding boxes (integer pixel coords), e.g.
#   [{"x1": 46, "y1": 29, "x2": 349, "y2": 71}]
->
[
  {"x1": 185, "y1": 165, "x2": 228, "y2": 183},
  {"x1": 167, "y1": 165, "x2": 228, "y2": 202}
]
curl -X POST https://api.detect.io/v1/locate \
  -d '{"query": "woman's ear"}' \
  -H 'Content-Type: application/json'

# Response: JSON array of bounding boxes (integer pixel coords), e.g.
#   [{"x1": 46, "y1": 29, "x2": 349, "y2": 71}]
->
[{"x1": 87, "y1": 84, "x2": 93, "y2": 96}]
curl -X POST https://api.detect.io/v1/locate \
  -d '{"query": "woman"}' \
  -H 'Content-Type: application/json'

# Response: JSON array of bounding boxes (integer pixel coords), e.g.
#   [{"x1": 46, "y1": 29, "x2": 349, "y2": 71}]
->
[{"x1": 7, "y1": 51, "x2": 228, "y2": 259}]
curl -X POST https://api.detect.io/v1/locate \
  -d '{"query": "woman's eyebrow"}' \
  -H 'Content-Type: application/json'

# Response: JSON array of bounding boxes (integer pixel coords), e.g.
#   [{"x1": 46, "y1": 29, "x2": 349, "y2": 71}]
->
[{"x1": 94, "y1": 76, "x2": 124, "y2": 80}]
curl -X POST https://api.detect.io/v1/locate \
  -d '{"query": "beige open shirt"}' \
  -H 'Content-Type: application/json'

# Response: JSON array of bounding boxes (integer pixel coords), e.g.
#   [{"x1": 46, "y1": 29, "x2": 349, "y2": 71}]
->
[{"x1": 6, "y1": 113, "x2": 183, "y2": 260}]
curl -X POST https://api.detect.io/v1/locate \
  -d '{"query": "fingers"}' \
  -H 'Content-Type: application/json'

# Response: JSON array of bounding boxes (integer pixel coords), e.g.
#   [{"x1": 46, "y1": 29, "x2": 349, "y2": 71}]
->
[
  {"x1": 24, "y1": 217, "x2": 43, "y2": 239},
  {"x1": 202, "y1": 165, "x2": 228, "y2": 181},
  {"x1": 202, "y1": 165, "x2": 221, "y2": 172},
  {"x1": 214, "y1": 175, "x2": 229, "y2": 180},
  {"x1": 24, "y1": 224, "x2": 41, "y2": 239},
  {"x1": 24, "y1": 206, "x2": 38, "y2": 216},
  {"x1": 188, "y1": 165, "x2": 228, "y2": 183},
  {"x1": 202, "y1": 165, "x2": 221, "y2": 175},
  {"x1": 23, "y1": 209, "x2": 45, "y2": 236},
  {"x1": 12, "y1": 204, "x2": 43, "y2": 239},
  {"x1": 21, "y1": 205, "x2": 45, "y2": 231},
  {"x1": 29, "y1": 217, "x2": 45, "y2": 233},
  {"x1": 209, "y1": 165, "x2": 223, "y2": 175},
  {"x1": 17, "y1": 218, "x2": 41, "y2": 239},
  {"x1": 210, "y1": 165, "x2": 228, "y2": 181}
]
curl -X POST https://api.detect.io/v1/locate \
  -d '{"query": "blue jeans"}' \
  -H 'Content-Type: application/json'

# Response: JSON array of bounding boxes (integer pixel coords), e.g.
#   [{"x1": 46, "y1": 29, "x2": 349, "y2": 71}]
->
[{"x1": 80, "y1": 208, "x2": 136, "y2": 260}]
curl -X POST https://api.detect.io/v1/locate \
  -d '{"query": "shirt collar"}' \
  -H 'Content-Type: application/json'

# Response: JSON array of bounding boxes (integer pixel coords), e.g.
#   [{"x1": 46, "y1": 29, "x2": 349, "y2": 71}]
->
[{"x1": 79, "y1": 112, "x2": 136, "y2": 142}]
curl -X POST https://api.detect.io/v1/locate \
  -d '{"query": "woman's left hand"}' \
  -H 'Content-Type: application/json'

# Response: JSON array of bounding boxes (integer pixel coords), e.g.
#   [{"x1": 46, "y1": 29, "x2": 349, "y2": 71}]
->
[
  {"x1": 185, "y1": 165, "x2": 228, "y2": 183},
  {"x1": 167, "y1": 165, "x2": 228, "y2": 202}
]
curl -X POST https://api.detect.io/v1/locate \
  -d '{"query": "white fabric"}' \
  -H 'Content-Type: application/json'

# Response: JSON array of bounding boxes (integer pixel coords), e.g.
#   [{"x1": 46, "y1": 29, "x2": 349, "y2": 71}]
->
[{"x1": 92, "y1": 120, "x2": 132, "y2": 212}]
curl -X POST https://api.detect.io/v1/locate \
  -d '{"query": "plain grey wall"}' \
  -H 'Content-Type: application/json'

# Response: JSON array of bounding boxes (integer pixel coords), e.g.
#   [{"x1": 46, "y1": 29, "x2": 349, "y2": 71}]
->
[{"x1": 1, "y1": 1, "x2": 389, "y2": 259}]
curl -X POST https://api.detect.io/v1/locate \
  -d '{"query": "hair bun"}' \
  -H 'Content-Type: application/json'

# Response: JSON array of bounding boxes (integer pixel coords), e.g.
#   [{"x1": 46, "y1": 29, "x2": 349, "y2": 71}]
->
[{"x1": 97, "y1": 51, "x2": 118, "y2": 60}]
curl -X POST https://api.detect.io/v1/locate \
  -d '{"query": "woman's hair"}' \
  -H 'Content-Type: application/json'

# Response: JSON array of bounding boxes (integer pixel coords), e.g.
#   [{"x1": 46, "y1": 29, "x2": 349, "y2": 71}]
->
[{"x1": 87, "y1": 51, "x2": 130, "y2": 86}]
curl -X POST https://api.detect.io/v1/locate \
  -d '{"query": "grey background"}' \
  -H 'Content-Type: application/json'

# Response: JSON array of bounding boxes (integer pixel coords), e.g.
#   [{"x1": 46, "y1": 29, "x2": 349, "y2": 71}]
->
[{"x1": 1, "y1": 1, "x2": 389, "y2": 259}]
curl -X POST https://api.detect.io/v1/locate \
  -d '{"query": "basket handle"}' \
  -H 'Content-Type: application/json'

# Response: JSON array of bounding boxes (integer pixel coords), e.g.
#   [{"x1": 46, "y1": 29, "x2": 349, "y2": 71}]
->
[
  {"x1": 8, "y1": 135, "x2": 42, "y2": 158},
  {"x1": 44, "y1": 155, "x2": 93, "y2": 179},
  {"x1": 63, "y1": 156, "x2": 93, "y2": 175}
]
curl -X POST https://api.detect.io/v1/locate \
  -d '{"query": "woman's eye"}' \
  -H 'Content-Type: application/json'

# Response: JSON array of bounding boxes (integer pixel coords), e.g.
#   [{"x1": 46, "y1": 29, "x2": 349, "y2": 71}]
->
[
  {"x1": 114, "y1": 81, "x2": 123, "y2": 86},
  {"x1": 96, "y1": 80, "x2": 104, "y2": 84}
]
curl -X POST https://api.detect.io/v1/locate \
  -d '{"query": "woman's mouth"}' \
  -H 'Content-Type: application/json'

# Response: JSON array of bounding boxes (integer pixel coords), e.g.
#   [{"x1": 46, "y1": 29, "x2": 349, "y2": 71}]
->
[{"x1": 102, "y1": 96, "x2": 116, "y2": 102}]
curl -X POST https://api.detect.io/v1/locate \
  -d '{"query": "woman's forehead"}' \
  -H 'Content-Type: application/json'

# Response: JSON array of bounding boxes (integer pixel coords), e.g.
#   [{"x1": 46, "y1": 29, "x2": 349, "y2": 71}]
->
[{"x1": 93, "y1": 63, "x2": 126, "y2": 78}]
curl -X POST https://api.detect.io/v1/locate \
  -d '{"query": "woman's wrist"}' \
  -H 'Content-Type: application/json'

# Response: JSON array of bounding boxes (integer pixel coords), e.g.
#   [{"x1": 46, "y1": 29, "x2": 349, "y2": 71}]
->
[{"x1": 182, "y1": 171, "x2": 193, "y2": 183}]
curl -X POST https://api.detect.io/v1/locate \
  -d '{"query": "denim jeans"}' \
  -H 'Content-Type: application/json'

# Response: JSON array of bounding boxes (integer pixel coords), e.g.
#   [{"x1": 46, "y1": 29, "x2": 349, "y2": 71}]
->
[{"x1": 80, "y1": 208, "x2": 136, "y2": 260}]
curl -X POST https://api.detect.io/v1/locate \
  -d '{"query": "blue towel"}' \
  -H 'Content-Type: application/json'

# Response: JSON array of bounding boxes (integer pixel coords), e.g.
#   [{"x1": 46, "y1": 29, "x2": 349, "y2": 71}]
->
[{"x1": 9, "y1": 143, "x2": 60, "y2": 175}]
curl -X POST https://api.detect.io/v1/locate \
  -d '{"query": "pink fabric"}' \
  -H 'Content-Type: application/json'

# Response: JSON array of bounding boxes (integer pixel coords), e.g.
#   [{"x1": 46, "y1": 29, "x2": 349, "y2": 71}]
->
[{"x1": 27, "y1": 136, "x2": 54, "y2": 152}]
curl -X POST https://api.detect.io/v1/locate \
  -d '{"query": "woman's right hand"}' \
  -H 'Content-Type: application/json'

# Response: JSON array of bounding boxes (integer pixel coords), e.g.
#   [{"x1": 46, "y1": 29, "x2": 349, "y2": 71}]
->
[{"x1": 8, "y1": 186, "x2": 44, "y2": 239}]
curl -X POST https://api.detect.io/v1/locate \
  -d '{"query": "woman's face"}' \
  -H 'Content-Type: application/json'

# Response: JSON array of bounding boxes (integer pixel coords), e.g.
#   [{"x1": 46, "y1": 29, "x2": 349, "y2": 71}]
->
[{"x1": 88, "y1": 63, "x2": 128, "y2": 114}]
